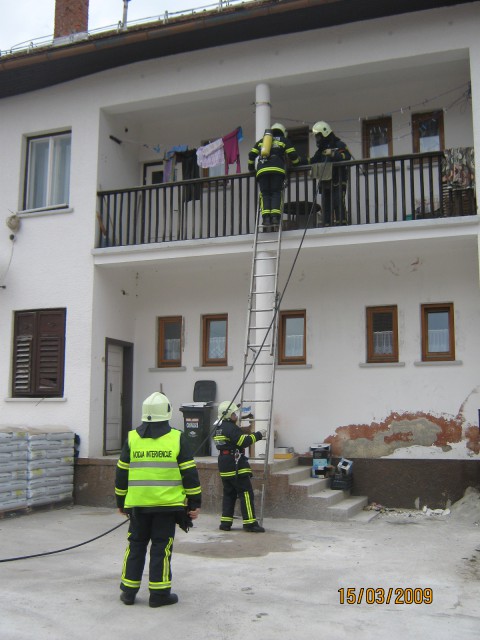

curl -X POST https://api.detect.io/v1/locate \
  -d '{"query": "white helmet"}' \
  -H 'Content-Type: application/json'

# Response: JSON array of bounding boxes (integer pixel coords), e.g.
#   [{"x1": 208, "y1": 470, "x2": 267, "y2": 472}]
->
[
  {"x1": 271, "y1": 123, "x2": 286, "y2": 136},
  {"x1": 217, "y1": 400, "x2": 239, "y2": 421},
  {"x1": 142, "y1": 392, "x2": 172, "y2": 422},
  {"x1": 312, "y1": 121, "x2": 332, "y2": 137}
]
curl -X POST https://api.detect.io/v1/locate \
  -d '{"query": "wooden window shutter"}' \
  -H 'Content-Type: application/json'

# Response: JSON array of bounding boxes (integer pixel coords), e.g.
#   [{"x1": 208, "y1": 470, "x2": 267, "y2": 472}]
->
[
  {"x1": 12, "y1": 308, "x2": 66, "y2": 397},
  {"x1": 35, "y1": 310, "x2": 66, "y2": 396},
  {"x1": 13, "y1": 312, "x2": 36, "y2": 395}
]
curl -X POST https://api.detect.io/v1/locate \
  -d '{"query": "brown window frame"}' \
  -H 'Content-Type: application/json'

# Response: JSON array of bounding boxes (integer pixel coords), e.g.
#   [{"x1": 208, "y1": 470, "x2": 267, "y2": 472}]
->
[
  {"x1": 362, "y1": 117, "x2": 393, "y2": 159},
  {"x1": 412, "y1": 111, "x2": 445, "y2": 154},
  {"x1": 421, "y1": 303, "x2": 455, "y2": 362},
  {"x1": 157, "y1": 316, "x2": 183, "y2": 368},
  {"x1": 366, "y1": 305, "x2": 399, "y2": 363},
  {"x1": 278, "y1": 310, "x2": 306, "y2": 365},
  {"x1": 12, "y1": 308, "x2": 66, "y2": 398},
  {"x1": 202, "y1": 314, "x2": 228, "y2": 366}
]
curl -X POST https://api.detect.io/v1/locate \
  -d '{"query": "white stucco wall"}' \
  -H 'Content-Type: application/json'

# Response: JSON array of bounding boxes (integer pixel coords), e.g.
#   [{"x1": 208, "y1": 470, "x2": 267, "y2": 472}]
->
[{"x1": 1, "y1": 3, "x2": 479, "y2": 458}]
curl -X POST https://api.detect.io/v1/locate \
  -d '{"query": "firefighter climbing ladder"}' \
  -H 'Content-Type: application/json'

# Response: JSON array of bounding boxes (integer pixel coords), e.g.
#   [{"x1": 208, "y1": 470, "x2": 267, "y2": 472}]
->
[{"x1": 238, "y1": 203, "x2": 283, "y2": 520}]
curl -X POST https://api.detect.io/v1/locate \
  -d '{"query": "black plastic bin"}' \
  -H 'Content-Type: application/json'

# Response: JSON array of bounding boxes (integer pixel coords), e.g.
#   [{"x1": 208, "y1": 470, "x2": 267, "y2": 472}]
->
[{"x1": 179, "y1": 381, "x2": 216, "y2": 456}]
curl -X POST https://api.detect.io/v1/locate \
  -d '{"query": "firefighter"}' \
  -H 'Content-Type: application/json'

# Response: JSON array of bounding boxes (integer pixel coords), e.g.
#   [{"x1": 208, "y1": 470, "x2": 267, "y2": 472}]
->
[
  {"x1": 214, "y1": 400, "x2": 267, "y2": 532},
  {"x1": 248, "y1": 123, "x2": 301, "y2": 230},
  {"x1": 309, "y1": 121, "x2": 352, "y2": 226},
  {"x1": 115, "y1": 392, "x2": 201, "y2": 607}
]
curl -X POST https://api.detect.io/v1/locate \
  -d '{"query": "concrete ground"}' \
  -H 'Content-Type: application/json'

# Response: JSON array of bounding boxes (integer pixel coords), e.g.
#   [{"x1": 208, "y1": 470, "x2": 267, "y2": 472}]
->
[{"x1": 0, "y1": 497, "x2": 479, "y2": 640}]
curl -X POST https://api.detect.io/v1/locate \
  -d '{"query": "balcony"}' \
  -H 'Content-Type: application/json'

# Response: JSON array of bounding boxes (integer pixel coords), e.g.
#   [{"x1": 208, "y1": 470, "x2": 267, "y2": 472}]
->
[{"x1": 96, "y1": 150, "x2": 476, "y2": 249}]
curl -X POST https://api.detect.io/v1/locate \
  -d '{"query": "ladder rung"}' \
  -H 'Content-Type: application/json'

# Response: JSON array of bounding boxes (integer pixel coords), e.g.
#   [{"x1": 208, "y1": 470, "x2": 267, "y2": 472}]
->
[
  {"x1": 251, "y1": 290, "x2": 276, "y2": 294},
  {"x1": 250, "y1": 308, "x2": 275, "y2": 313},
  {"x1": 254, "y1": 256, "x2": 276, "y2": 261},
  {"x1": 241, "y1": 399, "x2": 271, "y2": 404},
  {"x1": 253, "y1": 273, "x2": 276, "y2": 278},
  {"x1": 247, "y1": 343, "x2": 272, "y2": 348},
  {"x1": 248, "y1": 325, "x2": 271, "y2": 330},
  {"x1": 256, "y1": 239, "x2": 278, "y2": 244},
  {"x1": 243, "y1": 380, "x2": 273, "y2": 384},
  {"x1": 244, "y1": 362, "x2": 272, "y2": 366}
]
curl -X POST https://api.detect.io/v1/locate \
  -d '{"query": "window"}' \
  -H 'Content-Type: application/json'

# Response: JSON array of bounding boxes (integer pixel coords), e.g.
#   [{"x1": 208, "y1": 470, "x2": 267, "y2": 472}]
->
[
  {"x1": 288, "y1": 126, "x2": 309, "y2": 162},
  {"x1": 12, "y1": 309, "x2": 66, "y2": 398},
  {"x1": 421, "y1": 303, "x2": 455, "y2": 361},
  {"x1": 366, "y1": 306, "x2": 398, "y2": 363},
  {"x1": 362, "y1": 117, "x2": 392, "y2": 159},
  {"x1": 278, "y1": 310, "x2": 306, "y2": 365},
  {"x1": 24, "y1": 131, "x2": 71, "y2": 211},
  {"x1": 202, "y1": 314, "x2": 228, "y2": 366},
  {"x1": 157, "y1": 316, "x2": 182, "y2": 367},
  {"x1": 412, "y1": 111, "x2": 444, "y2": 153}
]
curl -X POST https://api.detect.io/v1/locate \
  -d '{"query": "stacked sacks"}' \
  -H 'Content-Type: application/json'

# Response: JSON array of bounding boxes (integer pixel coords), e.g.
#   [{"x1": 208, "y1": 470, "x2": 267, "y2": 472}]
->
[
  {"x1": 26, "y1": 427, "x2": 74, "y2": 507},
  {"x1": 0, "y1": 427, "x2": 29, "y2": 511}
]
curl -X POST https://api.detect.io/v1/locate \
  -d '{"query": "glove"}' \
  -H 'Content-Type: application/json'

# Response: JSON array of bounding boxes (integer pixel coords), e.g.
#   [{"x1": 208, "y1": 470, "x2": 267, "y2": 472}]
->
[
  {"x1": 323, "y1": 148, "x2": 333, "y2": 157},
  {"x1": 260, "y1": 429, "x2": 267, "y2": 438}
]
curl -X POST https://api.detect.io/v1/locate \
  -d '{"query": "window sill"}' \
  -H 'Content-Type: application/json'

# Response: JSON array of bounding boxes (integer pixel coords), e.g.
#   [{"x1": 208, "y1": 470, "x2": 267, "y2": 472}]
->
[
  {"x1": 148, "y1": 366, "x2": 186, "y2": 372},
  {"x1": 18, "y1": 206, "x2": 73, "y2": 218},
  {"x1": 277, "y1": 363, "x2": 312, "y2": 369},
  {"x1": 414, "y1": 360, "x2": 462, "y2": 366},
  {"x1": 193, "y1": 366, "x2": 233, "y2": 371},
  {"x1": 5, "y1": 397, "x2": 67, "y2": 402},
  {"x1": 360, "y1": 362, "x2": 405, "y2": 368}
]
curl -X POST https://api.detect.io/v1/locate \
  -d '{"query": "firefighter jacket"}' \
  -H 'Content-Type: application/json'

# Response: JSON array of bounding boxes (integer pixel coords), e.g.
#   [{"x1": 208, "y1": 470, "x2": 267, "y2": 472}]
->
[
  {"x1": 309, "y1": 135, "x2": 351, "y2": 184},
  {"x1": 248, "y1": 134, "x2": 301, "y2": 177},
  {"x1": 214, "y1": 418, "x2": 264, "y2": 478},
  {"x1": 115, "y1": 421, "x2": 202, "y2": 512}
]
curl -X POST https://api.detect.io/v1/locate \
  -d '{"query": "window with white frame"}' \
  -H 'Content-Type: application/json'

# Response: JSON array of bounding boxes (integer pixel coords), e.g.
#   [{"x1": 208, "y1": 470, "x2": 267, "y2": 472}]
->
[{"x1": 24, "y1": 131, "x2": 71, "y2": 211}]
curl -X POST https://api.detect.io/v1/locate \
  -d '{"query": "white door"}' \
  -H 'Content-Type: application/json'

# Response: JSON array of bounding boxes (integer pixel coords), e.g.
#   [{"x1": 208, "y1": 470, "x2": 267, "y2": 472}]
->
[{"x1": 105, "y1": 344, "x2": 123, "y2": 452}]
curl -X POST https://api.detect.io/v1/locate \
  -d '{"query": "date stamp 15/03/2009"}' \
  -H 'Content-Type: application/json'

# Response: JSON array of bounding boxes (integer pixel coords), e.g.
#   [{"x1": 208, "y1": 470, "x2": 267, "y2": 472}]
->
[{"x1": 338, "y1": 587, "x2": 433, "y2": 605}]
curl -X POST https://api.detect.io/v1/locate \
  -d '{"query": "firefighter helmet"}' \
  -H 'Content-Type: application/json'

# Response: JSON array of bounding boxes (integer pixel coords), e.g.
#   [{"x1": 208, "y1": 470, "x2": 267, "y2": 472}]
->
[
  {"x1": 312, "y1": 121, "x2": 332, "y2": 137},
  {"x1": 142, "y1": 392, "x2": 172, "y2": 422},
  {"x1": 271, "y1": 122, "x2": 286, "y2": 136},
  {"x1": 218, "y1": 400, "x2": 239, "y2": 421}
]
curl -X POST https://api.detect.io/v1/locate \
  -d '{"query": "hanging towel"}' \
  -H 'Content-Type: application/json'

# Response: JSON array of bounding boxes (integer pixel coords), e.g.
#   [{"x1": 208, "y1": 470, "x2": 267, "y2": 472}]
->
[
  {"x1": 196, "y1": 138, "x2": 225, "y2": 169},
  {"x1": 222, "y1": 127, "x2": 242, "y2": 174}
]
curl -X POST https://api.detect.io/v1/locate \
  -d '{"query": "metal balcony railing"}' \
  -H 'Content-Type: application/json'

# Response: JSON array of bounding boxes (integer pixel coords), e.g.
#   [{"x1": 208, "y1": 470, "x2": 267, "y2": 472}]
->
[{"x1": 96, "y1": 151, "x2": 476, "y2": 248}]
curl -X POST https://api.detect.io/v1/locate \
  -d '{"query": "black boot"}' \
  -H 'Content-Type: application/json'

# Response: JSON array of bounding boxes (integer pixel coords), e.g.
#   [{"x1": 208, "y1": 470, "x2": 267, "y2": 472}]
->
[
  {"x1": 219, "y1": 523, "x2": 231, "y2": 531},
  {"x1": 271, "y1": 214, "x2": 281, "y2": 229},
  {"x1": 149, "y1": 592, "x2": 179, "y2": 608},
  {"x1": 261, "y1": 215, "x2": 271, "y2": 231},
  {"x1": 243, "y1": 521, "x2": 265, "y2": 533},
  {"x1": 120, "y1": 590, "x2": 136, "y2": 605}
]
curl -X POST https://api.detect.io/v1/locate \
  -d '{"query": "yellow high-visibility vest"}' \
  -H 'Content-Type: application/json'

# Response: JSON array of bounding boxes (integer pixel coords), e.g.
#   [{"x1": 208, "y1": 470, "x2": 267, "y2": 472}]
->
[{"x1": 124, "y1": 429, "x2": 185, "y2": 508}]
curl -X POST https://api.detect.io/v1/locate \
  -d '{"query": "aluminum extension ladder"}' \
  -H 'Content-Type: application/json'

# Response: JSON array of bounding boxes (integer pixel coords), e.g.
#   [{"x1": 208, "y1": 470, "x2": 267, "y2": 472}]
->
[{"x1": 238, "y1": 204, "x2": 283, "y2": 469}]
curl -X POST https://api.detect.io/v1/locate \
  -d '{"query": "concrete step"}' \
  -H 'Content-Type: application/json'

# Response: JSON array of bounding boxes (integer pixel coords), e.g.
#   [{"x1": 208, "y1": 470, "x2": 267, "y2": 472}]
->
[
  {"x1": 326, "y1": 495, "x2": 369, "y2": 521},
  {"x1": 308, "y1": 487, "x2": 350, "y2": 507},
  {"x1": 274, "y1": 465, "x2": 312, "y2": 483},
  {"x1": 290, "y1": 476, "x2": 329, "y2": 495}
]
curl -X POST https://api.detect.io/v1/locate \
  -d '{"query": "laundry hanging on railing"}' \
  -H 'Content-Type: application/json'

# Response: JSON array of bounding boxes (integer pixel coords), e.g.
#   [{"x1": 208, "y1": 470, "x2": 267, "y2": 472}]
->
[
  {"x1": 179, "y1": 149, "x2": 201, "y2": 202},
  {"x1": 163, "y1": 144, "x2": 189, "y2": 182},
  {"x1": 196, "y1": 138, "x2": 224, "y2": 169},
  {"x1": 442, "y1": 147, "x2": 475, "y2": 188},
  {"x1": 222, "y1": 126, "x2": 243, "y2": 174}
]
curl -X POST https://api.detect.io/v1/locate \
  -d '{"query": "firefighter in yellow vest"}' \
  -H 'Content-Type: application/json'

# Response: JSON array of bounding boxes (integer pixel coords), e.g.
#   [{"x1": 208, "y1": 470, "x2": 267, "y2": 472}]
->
[
  {"x1": 214, "y1": 400, "x2": 266, "y2": 532},
  {"x1": 115, "y1": 392, "x2": 201, "y2": 607}
]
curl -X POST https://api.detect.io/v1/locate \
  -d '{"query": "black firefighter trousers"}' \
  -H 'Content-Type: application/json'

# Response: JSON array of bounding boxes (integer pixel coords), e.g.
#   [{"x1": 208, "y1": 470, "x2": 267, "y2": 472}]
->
[{"x1": 120, "y1": 510, "x2": 176, "y2": 595}]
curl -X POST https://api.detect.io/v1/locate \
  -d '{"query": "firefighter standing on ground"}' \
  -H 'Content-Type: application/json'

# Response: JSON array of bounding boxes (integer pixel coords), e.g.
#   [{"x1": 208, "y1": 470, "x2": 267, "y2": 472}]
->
[
  {"x1": 248, "y1": 123, "x2": 301, "y2": 230},
  {"x1": 115, "y1": 392, "x2": 201, "y2": 607},
  {"x1": 214, "y1": 401, "x2": 266, "y2": 533},
  {"x1": 309, "y1": 121, "x2": 352, "y2": 226}
]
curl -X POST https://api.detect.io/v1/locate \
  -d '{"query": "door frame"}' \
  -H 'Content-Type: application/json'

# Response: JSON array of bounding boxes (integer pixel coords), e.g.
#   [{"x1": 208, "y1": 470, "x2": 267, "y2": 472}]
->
[{"x1": 103, "y1": 338, "x2": 134, "y2": 455}]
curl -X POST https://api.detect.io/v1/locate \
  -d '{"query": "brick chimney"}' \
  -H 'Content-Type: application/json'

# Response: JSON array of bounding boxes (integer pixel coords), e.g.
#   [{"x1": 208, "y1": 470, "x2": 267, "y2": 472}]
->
[{"x1": 54, "y1": 0, "x2": 89, "y2": 38}]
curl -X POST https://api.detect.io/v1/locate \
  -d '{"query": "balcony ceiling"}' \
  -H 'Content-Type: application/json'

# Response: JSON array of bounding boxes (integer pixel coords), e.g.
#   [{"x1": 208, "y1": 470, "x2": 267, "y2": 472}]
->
[{"x1": 0, "y1": 0, "x2": 474, "y2": 99}]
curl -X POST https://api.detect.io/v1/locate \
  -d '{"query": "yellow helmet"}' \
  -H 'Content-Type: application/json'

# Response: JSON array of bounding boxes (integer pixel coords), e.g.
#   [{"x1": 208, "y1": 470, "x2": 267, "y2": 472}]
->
[
  {"x1": 142, "y1": 392, "x2": 172, "y2": 422},
  {"x1": 271, "y1": 123, "x2": 286, "y2": 136},
  {"x1": 312, "y1": 121, "x2": 332, "y2": 137},
  {"x1": 217, "y1": 400, "x2": 239, "y2": 421}
]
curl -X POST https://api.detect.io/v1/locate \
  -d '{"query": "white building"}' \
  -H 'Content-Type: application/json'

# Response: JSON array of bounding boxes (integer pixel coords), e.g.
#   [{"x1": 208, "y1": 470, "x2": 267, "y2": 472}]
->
[{"x1": 0, "y1": 0, "x2": 478, "y2": 509}]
